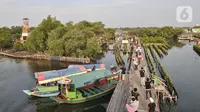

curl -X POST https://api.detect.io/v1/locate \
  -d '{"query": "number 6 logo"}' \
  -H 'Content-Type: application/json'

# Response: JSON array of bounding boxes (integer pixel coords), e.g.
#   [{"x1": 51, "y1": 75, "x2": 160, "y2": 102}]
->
[{"x1": 176, "y1": 6, "x2": 193, "y2": 22}]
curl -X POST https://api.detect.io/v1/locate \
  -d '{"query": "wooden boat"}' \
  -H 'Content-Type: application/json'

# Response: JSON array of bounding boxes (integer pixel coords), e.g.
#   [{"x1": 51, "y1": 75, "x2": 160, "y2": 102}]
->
[
  {"x1": 50, "y1": 69, "x2": 122, "y2": 104},
  {"x1": 23, "y1": 64, "x2": 106, "y2": 97}
]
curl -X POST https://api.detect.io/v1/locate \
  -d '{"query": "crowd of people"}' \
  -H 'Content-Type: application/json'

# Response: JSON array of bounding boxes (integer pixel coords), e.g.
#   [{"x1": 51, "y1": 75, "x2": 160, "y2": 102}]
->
[{"x1": 126, "y1": 38, "x2": 156, "y2": 112}]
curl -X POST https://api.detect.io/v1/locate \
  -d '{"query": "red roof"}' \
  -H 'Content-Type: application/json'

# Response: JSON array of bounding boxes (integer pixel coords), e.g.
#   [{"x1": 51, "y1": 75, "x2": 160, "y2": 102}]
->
[{"x1": 192, "y1": 26, "x2": 200, "y2": 28}]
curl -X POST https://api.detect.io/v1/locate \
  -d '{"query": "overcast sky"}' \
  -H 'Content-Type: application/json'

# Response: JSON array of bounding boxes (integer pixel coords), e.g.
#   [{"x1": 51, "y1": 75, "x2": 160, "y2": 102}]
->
[{"x1": 0, "y1": 0, "x2": 199, "y2": 27}]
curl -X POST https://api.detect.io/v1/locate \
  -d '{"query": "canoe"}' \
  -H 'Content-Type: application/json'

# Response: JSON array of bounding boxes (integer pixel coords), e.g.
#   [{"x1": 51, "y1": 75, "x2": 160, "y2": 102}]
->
[
  {"x1": 50, "y1": 69, "x2": 122, "y2": 104},
  {"x1": 23, "y1": 90, "x2": 60, "y2": 98}
]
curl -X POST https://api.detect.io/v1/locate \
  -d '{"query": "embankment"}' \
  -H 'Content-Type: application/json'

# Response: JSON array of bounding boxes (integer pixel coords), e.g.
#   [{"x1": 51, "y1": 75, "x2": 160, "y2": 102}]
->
[{"x1": 0, "y1": 50, "x2": 90, "y2": 63}]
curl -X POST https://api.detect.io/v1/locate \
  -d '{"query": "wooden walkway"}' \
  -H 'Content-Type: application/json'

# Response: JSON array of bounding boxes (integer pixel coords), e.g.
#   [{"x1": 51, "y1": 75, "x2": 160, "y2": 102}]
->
[
  {"x1": 128, "y1": 58, "x2": 158, "y2": 112},
  {"x1": 107, "y1": 40, "x2": 159, "y2": 112},
  {"x1": 106, "y1": 74, "x2": 130, "y2": 112}
]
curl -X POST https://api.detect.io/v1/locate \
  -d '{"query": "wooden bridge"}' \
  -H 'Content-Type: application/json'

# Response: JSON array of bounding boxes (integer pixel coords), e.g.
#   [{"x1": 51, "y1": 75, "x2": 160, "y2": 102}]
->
[{"x1": 107, "y1": 41, "x2": 159, "y2": 112}]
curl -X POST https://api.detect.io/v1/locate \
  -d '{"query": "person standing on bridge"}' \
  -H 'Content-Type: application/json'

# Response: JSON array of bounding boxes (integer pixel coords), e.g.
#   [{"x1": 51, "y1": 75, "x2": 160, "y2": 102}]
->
[
  {"x1": 131, "y1": 88, "x2": 140, "y2": 101},
  {"x1": 130, "y1": 97, "x2": 139, "y2": 112},
  {"x1": 148, "y1": 97, "x2": 156, "y2": 112},
  {"x1": 139, "y1": 67, "x2": 145, "y2": 87},
  {"x1": 137, "y1": 47, "x2": 143, "y2": 65},
  {"x1": 145, "y1": 78, "x2": 152, "y2": 99},
  {"x1": 133, "y1": 58, "x2": 138, "y2": 70}
]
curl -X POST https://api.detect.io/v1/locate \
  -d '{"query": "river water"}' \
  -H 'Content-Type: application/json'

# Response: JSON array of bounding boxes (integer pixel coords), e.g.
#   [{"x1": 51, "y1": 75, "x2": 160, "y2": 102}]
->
[
  {"x1": 160, "y1": 42, "x2": 200, "y2": 112},
  {"x1": 0, "y1": 51, "x2": 119, "y2": 112},
  {"x1": 1, "y1": 43, "x2": 200, "y2": 112}
]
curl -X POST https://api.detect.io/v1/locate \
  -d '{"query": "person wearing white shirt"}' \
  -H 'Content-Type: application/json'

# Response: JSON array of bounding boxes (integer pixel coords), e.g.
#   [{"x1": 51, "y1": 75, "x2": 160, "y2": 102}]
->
[{"x1": 130, "y1": 97, "x2": 139, "y2": 112}]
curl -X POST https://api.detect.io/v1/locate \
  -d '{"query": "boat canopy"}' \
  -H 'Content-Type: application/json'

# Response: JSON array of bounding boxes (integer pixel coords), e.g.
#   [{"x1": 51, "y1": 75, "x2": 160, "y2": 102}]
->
[
  {"x1": 35, "y1": 65, "x2": 87, "y2": 84},
  {"x1": 68, "y1": 64, "x2": 105, "y2": 71},
  {"x1": 69, "y1": 69, "x2": 121, "y2": 88}
]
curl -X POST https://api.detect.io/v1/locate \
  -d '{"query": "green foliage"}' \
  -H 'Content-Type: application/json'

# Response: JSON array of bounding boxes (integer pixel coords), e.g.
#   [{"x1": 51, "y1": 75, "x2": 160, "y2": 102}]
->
[
  {"x1": 127, "y1": 27, "x2": 184, "y2": 38},
  {"x1": 10, "y1": 26, "x2": 22, "y2": 34},
  {"x1": 22, "y1": 15, "x2": 110, "y2": 59},
  {"x1": 158, "y1": 45, "x2": 168, "y2": 55},
  {"x1": 127, "y1": 27, "x2": 185, "y2": 46},
  {"x1": 143, "y1": 46, "x2": 155, "y2": 74},
  {"x1": 141, "y1": 36, "x2": 166, "y2": 44},
  {"x1": 47, "y1": 39, "x2": 65, "y2": 56},
  {"x1": 193, "y1": 44, "x2": 200, "y2": 55},
  {"x1": 84, "y1": 38, "x2": 102, "y2": 59},
  {"x1": 13, "y1": 42, "x2": 24, "y2": 51},
  {"x1": 25, "y1": 15, "x2": 63, "y2": 52},
  {"x1": 0, "y1": 28, "x2": 12, "y2": 49},
  {"x1": 153, "y1": 45, "x2": 163, "y2": 58},
  {"x1": 24, "y1": 28, "x2": 46, "y2": 52}
]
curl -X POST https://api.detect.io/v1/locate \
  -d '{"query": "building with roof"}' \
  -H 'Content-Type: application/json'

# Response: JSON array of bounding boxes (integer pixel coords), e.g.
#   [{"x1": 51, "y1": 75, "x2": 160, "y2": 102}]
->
[{"x1": 192, "y1": 25, "x2": 200, "y2": 33}]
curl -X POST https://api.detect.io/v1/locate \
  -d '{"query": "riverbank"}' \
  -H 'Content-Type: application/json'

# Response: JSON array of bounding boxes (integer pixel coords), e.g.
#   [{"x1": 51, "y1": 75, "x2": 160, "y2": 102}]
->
[
  {"x1": 0, "y1": 50, "x2": 90, "y2": 63},
  {"x1": 193, "y1": 44, "x2": 200, "y2": 55}
]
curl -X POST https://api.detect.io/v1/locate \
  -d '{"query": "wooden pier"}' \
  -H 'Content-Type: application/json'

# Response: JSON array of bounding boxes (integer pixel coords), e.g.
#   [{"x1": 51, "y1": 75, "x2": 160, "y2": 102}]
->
[
  {"x1": 107, "y1": 41, "x2": 159, "y2": 112},
  {"x1": 106, "y1": 75, "x2": 130, "y2": 112}
]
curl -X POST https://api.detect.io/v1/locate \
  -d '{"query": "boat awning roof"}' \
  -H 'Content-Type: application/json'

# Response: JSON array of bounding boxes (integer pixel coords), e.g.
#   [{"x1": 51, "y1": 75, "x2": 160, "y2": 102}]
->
[
  {"x1": 35, "y1": 65, "x2": 87, "y2": 84},
  {"x1": 69, "y1": 69, "x2": 114, "y2": 88},
  {"x1": 68, "y1": 64, "x2": 105, "y2": 70}
]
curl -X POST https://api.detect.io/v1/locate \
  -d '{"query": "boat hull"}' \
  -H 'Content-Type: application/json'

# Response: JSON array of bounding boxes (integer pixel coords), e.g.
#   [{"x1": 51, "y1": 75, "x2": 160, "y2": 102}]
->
[
  {"x1": 50, "y1": 86, "x2": 116, "y2": 104},
  {"x1": 23, "y1": 90, "x2": 60, "y2": 98}
]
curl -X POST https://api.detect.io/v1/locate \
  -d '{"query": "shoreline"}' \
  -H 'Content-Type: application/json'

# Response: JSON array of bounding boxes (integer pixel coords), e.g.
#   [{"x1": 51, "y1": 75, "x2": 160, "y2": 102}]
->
[
  {"x1": 0, "y1": 50, "x2": 90, "y2": 63},
  {"x1": 193, "y1": 44, "x2": 200, "y2": 55}
]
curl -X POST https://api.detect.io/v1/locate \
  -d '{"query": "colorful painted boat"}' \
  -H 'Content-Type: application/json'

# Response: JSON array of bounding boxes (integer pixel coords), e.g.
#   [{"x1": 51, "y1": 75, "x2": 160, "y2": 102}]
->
[
  {"x1": 23, "y1": 64, "x2": 106, "y2": 97},
  {"x1": 50, "y1": 69, "x2": 122, "y2": 104}
]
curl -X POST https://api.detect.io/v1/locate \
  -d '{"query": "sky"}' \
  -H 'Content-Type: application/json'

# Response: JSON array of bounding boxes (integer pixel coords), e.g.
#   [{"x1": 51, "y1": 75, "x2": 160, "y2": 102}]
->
[{"x1": 0, "y1": 0, "x2": 199, "y2": 27}]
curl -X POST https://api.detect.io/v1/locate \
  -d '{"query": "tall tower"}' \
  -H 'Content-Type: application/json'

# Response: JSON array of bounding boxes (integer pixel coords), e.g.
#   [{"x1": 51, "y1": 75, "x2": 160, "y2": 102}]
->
[{"x1": 20, "y1": 18, "x2": 29, "y2": 41}]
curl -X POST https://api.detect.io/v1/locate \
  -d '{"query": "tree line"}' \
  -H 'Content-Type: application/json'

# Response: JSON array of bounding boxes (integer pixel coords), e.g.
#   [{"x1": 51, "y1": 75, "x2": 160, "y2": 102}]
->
[
  {"x1": 122, "y1": 27, "x2": 185, "y2": 44},
  {"x1": 0, "y1": 15, "x2": 115, "y2": 60}
]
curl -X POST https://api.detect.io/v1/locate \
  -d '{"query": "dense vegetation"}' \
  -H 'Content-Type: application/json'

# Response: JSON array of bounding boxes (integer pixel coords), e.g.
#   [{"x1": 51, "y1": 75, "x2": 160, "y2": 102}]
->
[
  {"x1": 124, "y1": 27, "x2": 184, "y2": 38},
  {"x1": 0, "y1": 28, "x2": 12, "y2": 50},
  {"x1": 24, "y1": 16, "x2": 115, "y2": 59},
  {"x1": 124, "y1": 27, "x2": 185, "y2": 46},
  {"x1": 193, "y1": 44, "x2": 200, "y2": 55},
  {"x1": 0, "y1": 26, "x2": 35, "y2": 50},
  {"x1": 0, "y1": 15, "x2": 115, "y2": 60},
  {"x1": 141, "y1": 36, "x2": 166, "y2": 44}
]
